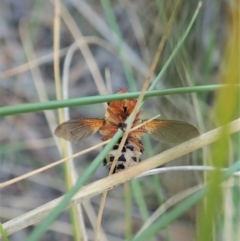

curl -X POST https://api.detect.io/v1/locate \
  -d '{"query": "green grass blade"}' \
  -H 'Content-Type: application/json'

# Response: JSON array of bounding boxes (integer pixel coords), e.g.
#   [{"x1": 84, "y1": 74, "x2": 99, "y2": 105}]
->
[
  {"x1": 0, "y1": 223, "x2": 9, "y2": 241},
  {"x1": 0, "y1": 85, "x2": 231, "y2": 116}
]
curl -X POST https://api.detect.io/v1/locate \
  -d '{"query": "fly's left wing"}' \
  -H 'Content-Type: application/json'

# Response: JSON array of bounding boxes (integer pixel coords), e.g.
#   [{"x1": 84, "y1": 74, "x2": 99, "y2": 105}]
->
[{"x1": 54, "y1": 118, "x2": 104, "y2": 143}]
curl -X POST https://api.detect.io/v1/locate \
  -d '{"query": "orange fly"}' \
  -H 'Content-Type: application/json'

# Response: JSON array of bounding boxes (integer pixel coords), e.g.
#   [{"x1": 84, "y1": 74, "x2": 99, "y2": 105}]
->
[{"x1": 54, "y1": 89, "x2": 199, "y2": 173}]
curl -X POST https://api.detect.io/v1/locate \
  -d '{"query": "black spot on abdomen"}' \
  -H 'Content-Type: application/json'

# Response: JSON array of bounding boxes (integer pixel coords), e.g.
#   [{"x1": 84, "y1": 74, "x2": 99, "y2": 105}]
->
[
  {"x1": 118, "y1": 154, "x2": 126, "y2": 162},
  {"x1": 117, "y1": 163, "x2": 125, "y2": 170},
  {"x1": 131, "y1": 156, "x2": 137, "y2": 162}
]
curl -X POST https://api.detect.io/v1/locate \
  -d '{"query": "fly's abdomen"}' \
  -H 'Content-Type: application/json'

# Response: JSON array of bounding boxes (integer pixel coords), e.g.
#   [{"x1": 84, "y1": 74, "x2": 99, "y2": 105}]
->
[{"x1": 103, "y1": 139, "x2": 143, "y2": 173}]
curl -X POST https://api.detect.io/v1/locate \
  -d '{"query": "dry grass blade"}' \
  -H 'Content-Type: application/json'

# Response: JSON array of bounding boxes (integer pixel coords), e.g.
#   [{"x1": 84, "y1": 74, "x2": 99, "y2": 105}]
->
[
  {"x1": 2, "y1": 118, "x2": 238, "y2": 239},
  {"x1": 0, "y1": 47, "x2": 69, "y2": 79},
  {"x1": 137, "y1": 166, "x2": 240, "y2": 178},
  {"x1": 51, "y1": 0, "x2": 108, "y2": 96}
]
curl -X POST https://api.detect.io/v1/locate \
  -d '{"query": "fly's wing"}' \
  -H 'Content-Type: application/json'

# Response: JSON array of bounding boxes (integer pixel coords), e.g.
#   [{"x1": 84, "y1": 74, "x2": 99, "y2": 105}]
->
[
  {"x1": 143, "y1": 119, "x2": 200, "y2": 144},
  {"x1": 54, "y1": 118, "x2": 104, "y2": 143}
]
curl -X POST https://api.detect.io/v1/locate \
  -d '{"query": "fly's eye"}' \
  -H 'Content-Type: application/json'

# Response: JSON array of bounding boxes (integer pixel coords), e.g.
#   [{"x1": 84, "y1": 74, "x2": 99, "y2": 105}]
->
[{"x1": 123, "y1": 106, "x2": 127, "y2": 113}]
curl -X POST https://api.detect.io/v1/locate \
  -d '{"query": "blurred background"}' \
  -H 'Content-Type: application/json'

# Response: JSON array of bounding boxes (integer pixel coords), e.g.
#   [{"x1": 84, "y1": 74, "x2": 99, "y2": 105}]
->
[{"x1": 0, "y1": 0, "x2": 235, "y2": 240}]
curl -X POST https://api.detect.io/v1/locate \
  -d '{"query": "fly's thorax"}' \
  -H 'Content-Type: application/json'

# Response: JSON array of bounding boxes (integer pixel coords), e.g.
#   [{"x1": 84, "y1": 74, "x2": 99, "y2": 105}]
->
[
  {"x1": 103, "y1": 139, "x2": 143, "y2": 173},
  {"x1": 105, "y1": 96, "x2": 138, "y2": 125}
]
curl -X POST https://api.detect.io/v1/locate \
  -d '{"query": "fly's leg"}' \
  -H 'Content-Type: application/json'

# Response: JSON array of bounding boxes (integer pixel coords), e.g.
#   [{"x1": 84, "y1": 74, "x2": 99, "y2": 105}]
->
[{"x1": 107, "y1": 108, "x2": 123, "y2": 123}]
